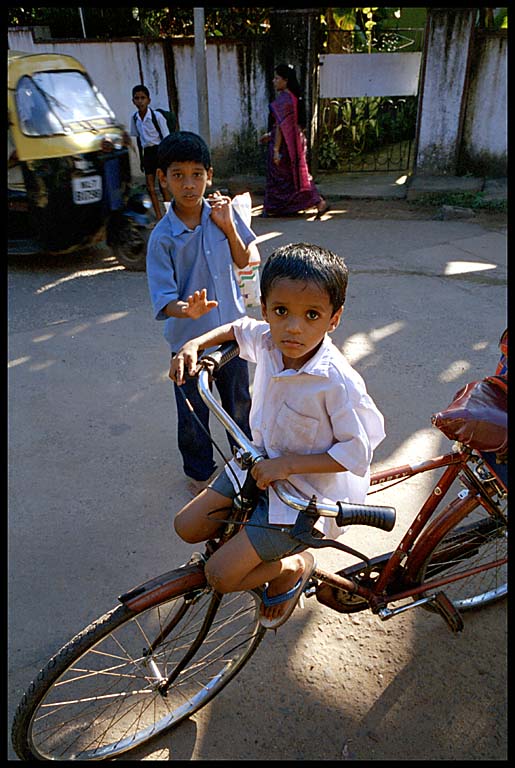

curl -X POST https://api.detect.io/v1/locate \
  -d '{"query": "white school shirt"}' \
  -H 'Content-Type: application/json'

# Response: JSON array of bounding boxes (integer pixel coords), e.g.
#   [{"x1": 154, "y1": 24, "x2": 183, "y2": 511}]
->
[
  {"x1": 229, "y1": 316, "x2": 386, "y2": 538},
  {"x1": 131, "y1": 108, "x2": 169, "y2": 148}
]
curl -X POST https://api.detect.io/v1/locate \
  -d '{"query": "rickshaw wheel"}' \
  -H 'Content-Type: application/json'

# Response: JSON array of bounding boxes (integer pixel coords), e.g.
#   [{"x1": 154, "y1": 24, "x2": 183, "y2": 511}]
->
[{"x1": 110, "y1": 220, "x2": 148, "y2": 272}]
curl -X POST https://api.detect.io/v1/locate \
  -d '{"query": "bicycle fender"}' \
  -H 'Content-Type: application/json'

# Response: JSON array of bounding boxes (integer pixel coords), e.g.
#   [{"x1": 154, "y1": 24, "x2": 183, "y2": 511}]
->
[
  {"x1": 119, "y1": 563, "x2": 207, "y2": 612},
  {"x1": 404, "y1": 492, "x2": 481, "y2": 583}
]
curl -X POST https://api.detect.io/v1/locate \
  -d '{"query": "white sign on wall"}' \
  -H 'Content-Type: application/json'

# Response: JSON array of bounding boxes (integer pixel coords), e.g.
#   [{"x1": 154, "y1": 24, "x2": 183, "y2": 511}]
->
[{"x1": 319, "y1": 53, "x2": 422, "y2": 98}]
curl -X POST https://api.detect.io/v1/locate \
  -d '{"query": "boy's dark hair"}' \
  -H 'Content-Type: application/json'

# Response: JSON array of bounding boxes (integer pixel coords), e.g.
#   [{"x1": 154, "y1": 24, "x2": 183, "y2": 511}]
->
[
  {"x1": 260, "y1": 243, "x2": 348, "y2": 312},
  {"x1": 157, "y1": 131, "x2": 211, "y2": 172},
  {"x1": 132, "y1": 84, "x2": 150, "y2": 99}
]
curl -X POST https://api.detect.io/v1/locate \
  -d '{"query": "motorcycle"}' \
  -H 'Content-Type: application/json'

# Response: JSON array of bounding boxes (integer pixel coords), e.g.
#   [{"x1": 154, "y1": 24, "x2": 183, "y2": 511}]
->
[{"x1": 8, "y1": 49, "x2": 152, "y2": 271}]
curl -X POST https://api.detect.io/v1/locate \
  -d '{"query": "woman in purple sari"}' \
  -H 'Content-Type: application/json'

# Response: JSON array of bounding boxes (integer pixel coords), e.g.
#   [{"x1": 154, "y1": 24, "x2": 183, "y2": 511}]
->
[{"x1": 261, "y1": 64, "x2": 330, "y2": 218}]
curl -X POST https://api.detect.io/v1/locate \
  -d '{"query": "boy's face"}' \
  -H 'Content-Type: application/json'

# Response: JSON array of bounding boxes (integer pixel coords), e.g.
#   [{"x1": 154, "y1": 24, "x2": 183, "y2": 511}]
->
[
  {"x1": 261, "y1": 277, "x2": 342, "y2": 370},
  {"x1": 158, "y1": 161, "x2": 213, "y2": 211},
  {"x1": 132, "y1": 91, "x2": 150, "y2": 113}
]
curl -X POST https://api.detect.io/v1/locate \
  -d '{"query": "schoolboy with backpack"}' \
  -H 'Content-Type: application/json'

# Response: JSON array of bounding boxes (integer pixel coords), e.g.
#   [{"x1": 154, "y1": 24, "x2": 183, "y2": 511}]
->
[{"x1": 130, "y1": 84, "x2": 178, "y2": 220}]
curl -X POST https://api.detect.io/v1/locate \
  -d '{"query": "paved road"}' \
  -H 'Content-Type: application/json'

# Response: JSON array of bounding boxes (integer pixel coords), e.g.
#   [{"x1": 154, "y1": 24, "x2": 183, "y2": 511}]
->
[{"x1": 8, "y1": 205, "x2": 507, "y2": 761}]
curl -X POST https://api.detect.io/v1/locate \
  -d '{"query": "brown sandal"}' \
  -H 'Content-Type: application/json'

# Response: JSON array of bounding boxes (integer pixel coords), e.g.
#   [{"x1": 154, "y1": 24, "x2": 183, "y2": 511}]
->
[{"x1": 315, "y1": 200, "x2": 331, "y2": 219}]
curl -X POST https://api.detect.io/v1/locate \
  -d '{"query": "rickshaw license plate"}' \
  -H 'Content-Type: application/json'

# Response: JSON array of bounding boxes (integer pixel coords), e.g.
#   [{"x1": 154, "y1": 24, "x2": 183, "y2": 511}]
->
[{"x1": 72, "y1": 175, "x2": 103, "y2": 205}]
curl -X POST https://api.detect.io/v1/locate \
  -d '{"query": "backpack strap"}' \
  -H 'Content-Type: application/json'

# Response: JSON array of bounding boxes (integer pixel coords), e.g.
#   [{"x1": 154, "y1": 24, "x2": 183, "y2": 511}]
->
[
  {"x1": 149, "y1": 107, "x2": 164, "y2": 141},
  {"x1": 132, "y1": 111, "x2": 145, "y2": 172}
]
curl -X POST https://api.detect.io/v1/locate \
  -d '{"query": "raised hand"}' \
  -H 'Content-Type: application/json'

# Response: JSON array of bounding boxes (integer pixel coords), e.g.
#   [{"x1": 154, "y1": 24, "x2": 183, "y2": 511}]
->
[
  {"x1": 207, "y1": 192, "x2": 234, "y2": 235},
  {"x1": 181, "y1": 289, "x2": 218, "y2": 319}
]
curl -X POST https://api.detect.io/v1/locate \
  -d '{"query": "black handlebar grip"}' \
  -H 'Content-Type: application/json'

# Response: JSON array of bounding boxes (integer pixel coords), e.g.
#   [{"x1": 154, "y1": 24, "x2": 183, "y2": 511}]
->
[
  {"x1": 336, "y1": 502, "x2": 396, "y2": 531},
  {"x1": 201, "y1": 341, "x2": 240, "y2": 372}
]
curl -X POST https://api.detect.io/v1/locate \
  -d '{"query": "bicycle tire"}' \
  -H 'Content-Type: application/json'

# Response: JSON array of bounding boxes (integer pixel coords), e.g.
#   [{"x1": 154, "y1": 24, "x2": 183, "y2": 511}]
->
[
  {"x1": 12, "y1": 576, "x2": 265, "y2": 761},
  {"x1": 409, "y1": 493, "x2": 507, "y2": 611}
]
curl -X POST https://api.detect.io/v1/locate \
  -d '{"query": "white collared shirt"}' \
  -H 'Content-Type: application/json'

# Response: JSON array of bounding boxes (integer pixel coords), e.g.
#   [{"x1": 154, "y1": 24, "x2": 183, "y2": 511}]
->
[
  {"x1": 230, "y1": 316, "x2": 386, "y2": 537},
  {"x1": 131, "y1": 108, "x2": 169, "y2": 148}
]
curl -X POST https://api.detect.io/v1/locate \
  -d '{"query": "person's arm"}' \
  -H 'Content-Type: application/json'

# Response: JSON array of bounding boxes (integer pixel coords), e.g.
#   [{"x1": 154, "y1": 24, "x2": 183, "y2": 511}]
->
[
  {"x1": 169, "y1": 323, "x2": 236, "y2": 384},
  {"x1": 129, "y1": 111, "x2": 138, "y2": 137},
  {"x1": 163, "y1": 289, "x2": 218, "y2": 319},
  {"x1": 273, "y1": 131, "x2": 282, "y2": 165},
  {"x1": 147, "y1": 232, "x2": 218, "y2": 323},
  {"x1": 208, "y1": 194, "x2": 256, "y2": 269},
  {"x1": 251, "y1": 453, "x2": 347, "y2": 490}
]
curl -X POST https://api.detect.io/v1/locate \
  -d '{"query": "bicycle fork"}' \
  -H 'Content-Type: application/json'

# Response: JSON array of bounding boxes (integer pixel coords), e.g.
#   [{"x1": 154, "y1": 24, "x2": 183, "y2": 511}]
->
[
  {"x1": 143, "y1": 590, "x2": 222, "y2": 697},
  {"x1": 120, "y1": 560, "x2": 222, "y2": 697}
]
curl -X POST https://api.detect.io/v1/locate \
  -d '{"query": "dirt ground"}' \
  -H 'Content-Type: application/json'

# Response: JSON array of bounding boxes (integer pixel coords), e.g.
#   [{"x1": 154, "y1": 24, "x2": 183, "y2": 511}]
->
[
  {"x1": 123, "y1": 201, "x2": 507, "y2": 762},
  {"x1": 308, "y1": 196, "x2": 508, "y2": 230},
  {"x1": 122, "y1": 551, "x2": 507, "y2": 762},
  {"x1": 9, "y1": 201, "x2": 507, "y2": 761}
]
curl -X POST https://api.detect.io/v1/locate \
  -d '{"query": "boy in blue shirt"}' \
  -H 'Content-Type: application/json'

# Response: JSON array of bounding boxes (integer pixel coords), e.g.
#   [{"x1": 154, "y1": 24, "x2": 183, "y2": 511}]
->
[{"x1": 146, "y1": 131, "x2": 259, "y2": 496}]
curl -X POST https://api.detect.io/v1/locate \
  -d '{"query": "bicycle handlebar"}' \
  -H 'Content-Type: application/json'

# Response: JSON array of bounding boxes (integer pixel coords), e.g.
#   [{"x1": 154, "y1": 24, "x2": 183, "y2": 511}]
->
[
  {"x1": 197, "y1": 342, "x2": 396, "y2": 532},
  {"x1": 201, "y1": 340, "x2": 241, "y2": 370}
]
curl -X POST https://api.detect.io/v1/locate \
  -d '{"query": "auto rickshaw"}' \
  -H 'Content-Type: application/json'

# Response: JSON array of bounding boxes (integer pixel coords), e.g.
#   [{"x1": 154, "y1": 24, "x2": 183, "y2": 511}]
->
[{"x1": 8, "y1": 50, "x2": 151, "y2": 271}]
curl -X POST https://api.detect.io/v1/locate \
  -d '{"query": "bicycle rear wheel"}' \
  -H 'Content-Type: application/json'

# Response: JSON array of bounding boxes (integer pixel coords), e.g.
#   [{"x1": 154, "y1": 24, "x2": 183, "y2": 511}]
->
[
  {"x1": 12, "y1": 578, "x2": 264, "y2": 761},
  {"x1": 412, "y1": 494, "x2": 507, "y2": 611}
]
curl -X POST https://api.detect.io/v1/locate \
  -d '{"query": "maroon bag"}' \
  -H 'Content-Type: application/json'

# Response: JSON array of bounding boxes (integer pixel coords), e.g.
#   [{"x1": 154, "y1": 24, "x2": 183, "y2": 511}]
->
[{"x1": 432, "y1": 375, "x2": 507, "y2": 454}]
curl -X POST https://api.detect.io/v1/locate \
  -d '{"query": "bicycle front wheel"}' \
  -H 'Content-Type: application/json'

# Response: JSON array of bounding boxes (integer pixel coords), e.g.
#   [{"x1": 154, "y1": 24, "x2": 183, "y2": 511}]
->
[
  {"x1": 12, "y1": 579, "x2": 264, "y2": 761},
  {"x1": 411, "y1": 493, "x2": 507, "y2": 611}
]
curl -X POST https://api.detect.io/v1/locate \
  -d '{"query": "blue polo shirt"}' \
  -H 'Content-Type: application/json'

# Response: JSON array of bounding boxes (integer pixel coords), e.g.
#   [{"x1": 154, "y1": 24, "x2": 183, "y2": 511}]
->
[{"x1": 146, "y1": 199, "x2": 257, "y2": 352}]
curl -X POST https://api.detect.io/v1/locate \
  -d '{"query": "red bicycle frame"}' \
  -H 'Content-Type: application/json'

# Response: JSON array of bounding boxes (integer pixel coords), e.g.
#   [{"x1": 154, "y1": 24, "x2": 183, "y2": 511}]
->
[{"x1": 314, "y1": 448, "x2": 506, "y2": 610}]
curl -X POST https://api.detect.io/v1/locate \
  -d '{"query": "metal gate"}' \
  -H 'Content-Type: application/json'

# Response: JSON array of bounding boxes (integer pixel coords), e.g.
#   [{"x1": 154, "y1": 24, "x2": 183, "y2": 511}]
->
[{"x1": 318, "y1": 50, "x2": 422, "y2": 172}]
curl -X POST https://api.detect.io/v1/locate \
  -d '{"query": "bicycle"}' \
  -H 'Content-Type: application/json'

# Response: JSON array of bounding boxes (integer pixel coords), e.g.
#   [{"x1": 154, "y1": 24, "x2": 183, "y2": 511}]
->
[{"x1": 11, "y1": 342, "x2": 507, "y2": 761}]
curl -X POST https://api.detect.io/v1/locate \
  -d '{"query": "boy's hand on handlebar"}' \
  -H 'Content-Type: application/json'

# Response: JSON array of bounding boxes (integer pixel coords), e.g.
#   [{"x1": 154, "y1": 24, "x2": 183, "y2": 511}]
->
[
  {"x1": 181, "y1": 289, "x2": 218, "y2": 319},
  {"x1": 251, "y1": 457, "x2": 292, "y2": 490},
  {"x1": 169, "y1": 343, "x2": 200, "y2": 385}
]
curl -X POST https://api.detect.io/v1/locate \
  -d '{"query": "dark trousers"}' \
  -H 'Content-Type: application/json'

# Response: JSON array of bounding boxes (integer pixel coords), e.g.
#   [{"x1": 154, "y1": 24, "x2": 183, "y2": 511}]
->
[{"x1": 173, "y1": 355, "x2": 252, "y2": 481}]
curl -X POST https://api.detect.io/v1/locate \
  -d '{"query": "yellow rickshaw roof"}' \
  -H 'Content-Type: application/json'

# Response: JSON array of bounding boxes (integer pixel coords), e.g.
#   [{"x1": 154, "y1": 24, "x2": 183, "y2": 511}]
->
[
  {"x1": 8, "y1": 50, "x2": 124, "y2": 161},
  {"x1": 8, "y1": 50, "x2": 88, "y2": 89}
]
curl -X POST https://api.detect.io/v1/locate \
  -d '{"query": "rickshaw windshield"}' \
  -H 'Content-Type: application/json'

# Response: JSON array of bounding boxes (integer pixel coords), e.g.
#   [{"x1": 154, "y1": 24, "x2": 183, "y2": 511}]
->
[{"x1": 15, "y1": 70, "x2": 116, "y2": 137}]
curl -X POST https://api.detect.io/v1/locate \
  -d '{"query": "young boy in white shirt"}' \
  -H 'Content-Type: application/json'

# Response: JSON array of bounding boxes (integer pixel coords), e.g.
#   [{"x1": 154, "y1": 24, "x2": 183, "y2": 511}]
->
[
  {"x1": 130, "y1": 84, "x2": 171, "y2": 220},
  {"x1": 170, "y1": 242, "x2": 385, "y2": 628}
]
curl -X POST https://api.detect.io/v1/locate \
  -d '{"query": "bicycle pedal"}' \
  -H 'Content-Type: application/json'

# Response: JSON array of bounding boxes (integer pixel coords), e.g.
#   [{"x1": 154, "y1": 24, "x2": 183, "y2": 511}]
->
[
  {"x1": 431, "y1": 591, "x2": 464, "y2": 633},
  {"x1": 298, "y1": 579, "x2": 318, "y2": 608}
]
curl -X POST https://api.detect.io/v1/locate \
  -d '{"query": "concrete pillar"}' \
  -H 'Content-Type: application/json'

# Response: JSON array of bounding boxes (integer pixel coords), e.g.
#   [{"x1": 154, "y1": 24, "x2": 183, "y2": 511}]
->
[
  {"x1": 268, "y1": 8, "x2": 321, "y2": 169},
  {"x1": 194, "y1": 7, "x2": 210, "y2": 146},
  {"x1": 415, "y1": 8, "x2": 476, "y2": 175}
]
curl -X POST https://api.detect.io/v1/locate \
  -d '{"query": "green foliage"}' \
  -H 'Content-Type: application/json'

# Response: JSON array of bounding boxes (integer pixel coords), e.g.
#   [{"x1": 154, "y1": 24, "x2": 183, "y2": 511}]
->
[
  {"x1": 318, "y1": 133, "x2": 343, "y2": 169},
  {"x1": 494, "y1": 8, "x2": 508, "y2": 29},
  {"x1": 7, "y1": 7, "x2": 272, "y2": 40},
  {"x1": 378, "y1": 97, "x2": 418, "y2": 143},
  {"x1": 409, "y1": 191, "x2": 507, "y2": 213},
  {"x1": 322, "y1": 7, "x2": 425, "y2": 52},
  {"x1": 318, "y1": 95, "x2": 417, "y2": 169},
  {"x1": 476, "y1": 8, "x2": 508, "y2": 30},
  {"x1": 8, "y1": 7, "x2": 139, "y2": 38},
  {"x1": 330, "y1": 8, "x2": 358, "y2": 31}
]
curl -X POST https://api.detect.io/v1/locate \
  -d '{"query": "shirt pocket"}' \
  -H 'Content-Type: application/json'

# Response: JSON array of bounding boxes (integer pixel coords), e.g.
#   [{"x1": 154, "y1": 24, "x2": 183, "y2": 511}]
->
[{"x1": 269, "y1": 402, "x2": 319, "y2": 455}]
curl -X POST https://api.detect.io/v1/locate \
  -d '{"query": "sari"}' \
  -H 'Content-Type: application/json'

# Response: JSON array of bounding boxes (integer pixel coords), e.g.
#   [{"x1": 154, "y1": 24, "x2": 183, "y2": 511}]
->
[{"x1": 263, "y1": 89, "x2": 322, "y2": 215}]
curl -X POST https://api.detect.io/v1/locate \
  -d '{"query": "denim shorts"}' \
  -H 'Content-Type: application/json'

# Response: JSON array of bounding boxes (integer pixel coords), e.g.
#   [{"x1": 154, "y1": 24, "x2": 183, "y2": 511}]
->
[{"x1": 209, "y1": 469, "x2": 312, "y2": 562}]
